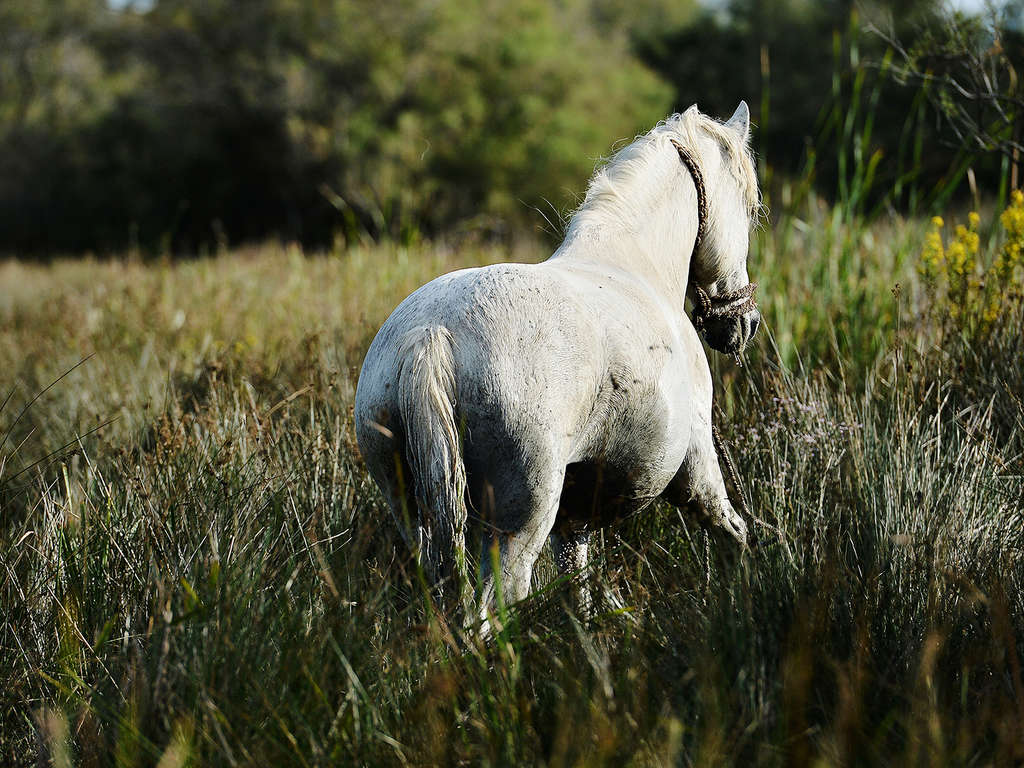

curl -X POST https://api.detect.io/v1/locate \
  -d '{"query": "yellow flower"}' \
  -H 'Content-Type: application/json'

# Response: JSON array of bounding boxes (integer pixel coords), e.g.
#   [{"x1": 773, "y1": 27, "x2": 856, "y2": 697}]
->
[
  {"x1": 997, "y1": 191, "x2": 1024, "y2": 290},
  {"x1": 918, "y1": 221, "x2": 944, "y2": 281},
  {"x1": 920, "y1": 201, "x2": 1024, "y2": 330},
  {"x1": 1000, "y1": 191, "x2": 1024, "y2": 240}
]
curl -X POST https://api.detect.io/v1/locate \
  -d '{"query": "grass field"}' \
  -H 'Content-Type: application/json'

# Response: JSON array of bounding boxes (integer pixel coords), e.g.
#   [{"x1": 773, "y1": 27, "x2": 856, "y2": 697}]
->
[{"x1": 2, "y1": 195, "x2": 1024, "y2": 765}]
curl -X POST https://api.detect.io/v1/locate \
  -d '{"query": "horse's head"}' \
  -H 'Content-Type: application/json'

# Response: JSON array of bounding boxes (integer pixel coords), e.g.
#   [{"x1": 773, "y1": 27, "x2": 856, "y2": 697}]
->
[{"x1": 680, "y1": 102, "x2": 761, "y2": 355}]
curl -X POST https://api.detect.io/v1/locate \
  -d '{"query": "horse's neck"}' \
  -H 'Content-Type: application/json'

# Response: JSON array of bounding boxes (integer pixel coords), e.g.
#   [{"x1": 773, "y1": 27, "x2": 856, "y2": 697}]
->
[{"x1": 553, "y1": 179, "x2": 699, "y2": 307}]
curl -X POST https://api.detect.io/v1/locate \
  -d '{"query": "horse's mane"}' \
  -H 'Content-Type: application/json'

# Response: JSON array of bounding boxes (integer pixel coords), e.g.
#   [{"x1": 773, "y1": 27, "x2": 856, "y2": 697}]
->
[{"x1": 565, "y1": 106, "x2": 759, "y2": 239}]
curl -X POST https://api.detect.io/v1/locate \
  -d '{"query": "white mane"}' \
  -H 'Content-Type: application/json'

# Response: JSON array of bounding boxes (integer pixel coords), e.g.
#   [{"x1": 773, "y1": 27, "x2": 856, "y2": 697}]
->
[{"x1": 565, "y1": 106, "x2": 760, "y2": 242}]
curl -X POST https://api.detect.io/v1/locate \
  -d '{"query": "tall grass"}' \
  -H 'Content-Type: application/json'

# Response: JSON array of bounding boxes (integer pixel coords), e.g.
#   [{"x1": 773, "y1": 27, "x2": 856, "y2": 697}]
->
[{"x1": 2, "y1": 196, "x2": 1023, "y2": 766}]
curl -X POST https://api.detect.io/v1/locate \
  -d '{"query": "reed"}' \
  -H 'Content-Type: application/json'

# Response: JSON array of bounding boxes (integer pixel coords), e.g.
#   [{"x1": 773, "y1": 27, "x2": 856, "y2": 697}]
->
[{"x1": 1, "y1": 201, "x2": 1022, "y2": 765}]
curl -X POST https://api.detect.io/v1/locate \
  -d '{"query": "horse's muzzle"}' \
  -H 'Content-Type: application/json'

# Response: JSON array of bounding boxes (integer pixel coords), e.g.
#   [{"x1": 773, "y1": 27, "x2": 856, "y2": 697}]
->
[{"x1": 704, "y1": 309, "x2": 760, "y2": 354}]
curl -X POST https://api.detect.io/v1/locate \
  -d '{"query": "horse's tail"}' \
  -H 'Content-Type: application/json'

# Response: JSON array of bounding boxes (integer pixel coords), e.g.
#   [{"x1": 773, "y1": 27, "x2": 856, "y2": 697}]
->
[{"x1": 397, "y1": 325, "x2": 468, "y2": 601}]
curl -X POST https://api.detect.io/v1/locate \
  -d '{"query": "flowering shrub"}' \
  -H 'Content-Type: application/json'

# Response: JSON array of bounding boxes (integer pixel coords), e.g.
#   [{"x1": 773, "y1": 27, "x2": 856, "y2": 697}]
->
[
  {"x1": 994, "y1": 190, "x2": 1024, "y2": 299},
  {"x1": 918, "y1": 192, "x2": 1024, "y2": 328}
]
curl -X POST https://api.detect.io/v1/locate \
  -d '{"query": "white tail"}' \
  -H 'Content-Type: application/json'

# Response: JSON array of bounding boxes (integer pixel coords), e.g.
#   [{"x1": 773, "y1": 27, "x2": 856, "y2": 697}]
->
[{"x1": 396, "y1": 326, "x2": 468, "y2": 598}]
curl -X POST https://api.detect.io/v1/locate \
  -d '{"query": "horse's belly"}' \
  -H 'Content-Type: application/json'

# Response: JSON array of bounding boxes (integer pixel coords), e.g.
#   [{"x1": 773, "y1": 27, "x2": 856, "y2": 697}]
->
[{"x1": 555, "y1": 448, "x2": 680, "y2": 531}]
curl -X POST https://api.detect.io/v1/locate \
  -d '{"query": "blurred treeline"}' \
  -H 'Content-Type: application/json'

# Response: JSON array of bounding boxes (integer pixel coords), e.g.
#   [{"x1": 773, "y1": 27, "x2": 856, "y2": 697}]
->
[{"x1": 0, "y1": 0, "x2": 991, "y2": 255}]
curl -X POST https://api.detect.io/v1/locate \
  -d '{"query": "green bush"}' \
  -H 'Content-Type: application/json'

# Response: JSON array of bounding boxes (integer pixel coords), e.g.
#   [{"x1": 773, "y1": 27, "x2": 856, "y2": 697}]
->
[{"x1": 0, "y1": 0, "x2": 672, "y2": 253}]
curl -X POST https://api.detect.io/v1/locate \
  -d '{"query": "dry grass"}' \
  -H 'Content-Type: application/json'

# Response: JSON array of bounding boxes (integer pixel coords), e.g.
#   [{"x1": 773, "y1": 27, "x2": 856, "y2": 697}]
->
[{"x1": 1, "y1": 212, "x2": 1023, "y2": 766}]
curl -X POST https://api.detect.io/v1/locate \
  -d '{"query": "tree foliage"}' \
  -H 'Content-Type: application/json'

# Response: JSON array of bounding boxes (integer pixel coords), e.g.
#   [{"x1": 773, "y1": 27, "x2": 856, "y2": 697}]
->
[
  {"x1": 0, "y1": 0, "x2": 675, "y2": 254},
  {"x1": 883, "y1": 8, "x2": 1024, "y2": 170},
  {"x1": 0, "y1": 0, "x2": 1009, "y2": 255},
  {"x1": 637, "y1": 0, "x2": 956, "y2": 209}
]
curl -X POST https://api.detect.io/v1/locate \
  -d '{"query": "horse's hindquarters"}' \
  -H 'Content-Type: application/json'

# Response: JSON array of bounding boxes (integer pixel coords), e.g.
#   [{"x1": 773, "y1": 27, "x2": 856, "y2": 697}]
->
[{"x1": 354, "y1": 263, "x2": 593, "y2": 594}]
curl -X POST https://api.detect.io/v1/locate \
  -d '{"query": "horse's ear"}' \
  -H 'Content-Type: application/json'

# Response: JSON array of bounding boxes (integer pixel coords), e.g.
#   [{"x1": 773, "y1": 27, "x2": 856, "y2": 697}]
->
[{"x1": 726, "y1": 101, "x2": 750, "y2": 139}]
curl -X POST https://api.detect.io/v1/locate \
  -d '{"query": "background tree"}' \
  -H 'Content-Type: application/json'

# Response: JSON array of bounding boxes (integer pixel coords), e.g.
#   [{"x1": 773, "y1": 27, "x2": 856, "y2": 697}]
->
[
  {"x1": 881, "y1": 6, "x2": 1024, "y2": 189},
  {"x1": 0, "y1": 0, "x2": 1005, "y2": 256},
  {"x1": 0, "y1": 0, "x2": 674, "y2": 254},
  {"x1": 637, "y1": 0, "x2": 956, "y2": 213}
]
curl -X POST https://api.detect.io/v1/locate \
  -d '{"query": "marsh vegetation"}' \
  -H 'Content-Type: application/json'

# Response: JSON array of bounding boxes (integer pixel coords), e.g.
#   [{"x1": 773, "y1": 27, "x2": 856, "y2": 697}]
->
[
  {"x1": 3, "y1": 186, "x2": 1023, "y2": 764},
  {"x1": 3, "y1": 1, "x2": 1024, "y2": 765}
]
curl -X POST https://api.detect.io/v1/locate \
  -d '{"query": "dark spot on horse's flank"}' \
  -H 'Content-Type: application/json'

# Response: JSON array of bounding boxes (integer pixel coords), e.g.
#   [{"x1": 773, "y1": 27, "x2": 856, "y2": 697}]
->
[{"x1": 384, "y1": 383, "x2": 390, "y2": 390}]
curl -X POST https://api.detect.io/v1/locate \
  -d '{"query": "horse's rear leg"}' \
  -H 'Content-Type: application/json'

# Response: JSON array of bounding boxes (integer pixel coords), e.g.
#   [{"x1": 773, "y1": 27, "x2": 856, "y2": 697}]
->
[
  {"x1": 550, "y1": 529, "x2": 593, "y2": 618},
  {"x1": 663, "y1": 419, "x2": 748, "y2": 547},
  {"x1": 475, "y1": 464, "x2": 565, "y2": 629}
]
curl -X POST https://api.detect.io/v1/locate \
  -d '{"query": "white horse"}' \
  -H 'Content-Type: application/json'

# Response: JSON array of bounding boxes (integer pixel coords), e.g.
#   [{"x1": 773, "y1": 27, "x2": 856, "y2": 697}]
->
[{"x1": 355, "y1": 103, "x2": 761, "y2": 622}]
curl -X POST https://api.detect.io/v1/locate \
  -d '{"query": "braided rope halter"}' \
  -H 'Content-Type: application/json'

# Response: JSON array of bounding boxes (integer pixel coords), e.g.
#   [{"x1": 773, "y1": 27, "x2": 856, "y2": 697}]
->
[
  {"x1": 669, "y1": 138, "x2": 758, "y2": 336},
  {"x1": 669, "y1": 137, "x2": 758, "y2": 548}
]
